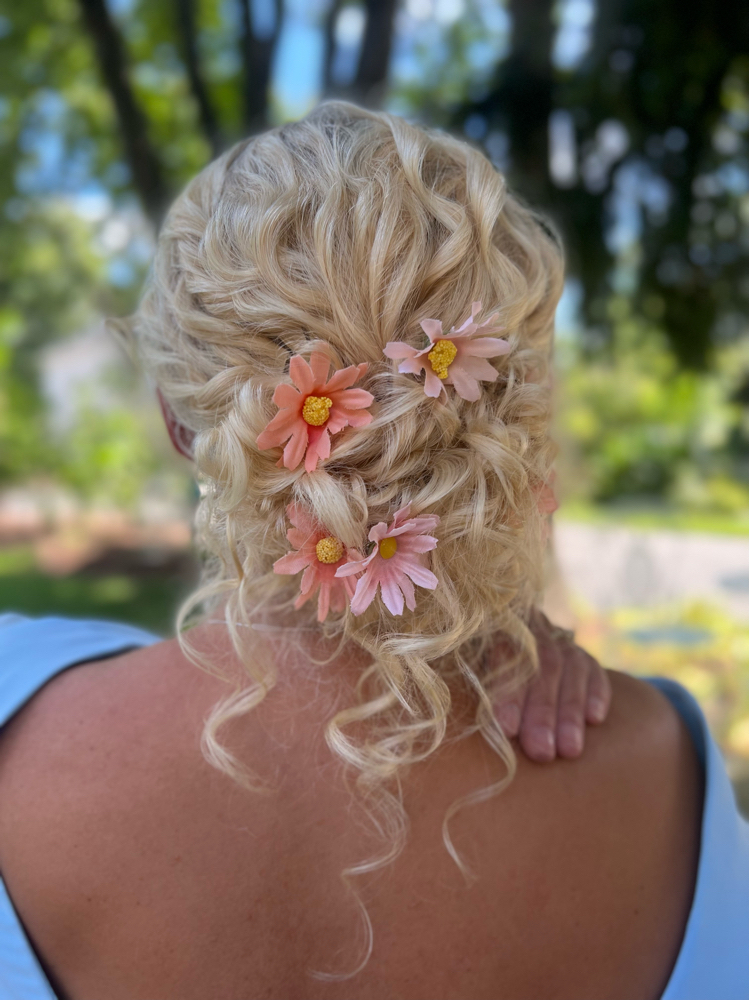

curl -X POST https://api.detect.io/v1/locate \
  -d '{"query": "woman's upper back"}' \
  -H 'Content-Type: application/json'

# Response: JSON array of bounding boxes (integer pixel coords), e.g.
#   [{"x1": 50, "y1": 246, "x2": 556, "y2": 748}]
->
[{"x1": 0, "y1": 617, "x2": 707, "y2": 1000}]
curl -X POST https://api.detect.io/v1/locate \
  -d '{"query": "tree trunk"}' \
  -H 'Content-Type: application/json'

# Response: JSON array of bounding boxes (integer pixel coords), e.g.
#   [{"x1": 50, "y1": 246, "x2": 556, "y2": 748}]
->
[
  {"x1": 239, "y1": 0, "x2": 283, "y2": 134},
  {"x1": 322, "y1": 0, "x2": 345, "y2": 94},
  {"x1": 352, "y1": 0, "x2": 398, "y2": 106},
  {"x1": 175, "y1": 0, "x2": 223, "y2": 157},
  {"x1": 77, "y1": 0, "x2": 168, "y2": 227},
  {"x1": 495, "y1": 0, "x2": 555, "y2": 207}
]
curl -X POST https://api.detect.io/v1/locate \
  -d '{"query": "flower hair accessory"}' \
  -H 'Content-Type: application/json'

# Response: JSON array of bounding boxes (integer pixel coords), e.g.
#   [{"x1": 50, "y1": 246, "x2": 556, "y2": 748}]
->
[
  {"x1": 273, "y1": 503, "x2": 364, "y2": 621},
  {"x1": 335, "y1": 504, "x2": 440, "y2": 616},
  {"x1": 257, "y1": 350, "x2": 374, "y2": 473},
  {"x1": 383, "y1": 301, "x2": 510, "y2": 401}
]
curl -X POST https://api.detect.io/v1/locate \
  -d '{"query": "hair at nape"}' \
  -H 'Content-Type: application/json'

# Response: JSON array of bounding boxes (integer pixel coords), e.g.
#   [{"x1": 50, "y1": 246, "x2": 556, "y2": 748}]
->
[{"x1": 118, "y1": 100, "x2": 564, "y2": 977}]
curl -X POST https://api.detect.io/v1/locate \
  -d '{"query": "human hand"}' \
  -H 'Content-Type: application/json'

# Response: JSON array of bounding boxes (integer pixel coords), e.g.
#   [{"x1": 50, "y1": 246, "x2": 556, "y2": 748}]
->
[{"x1": 492, "y1": 611, "x2": 611, "y2": 763}]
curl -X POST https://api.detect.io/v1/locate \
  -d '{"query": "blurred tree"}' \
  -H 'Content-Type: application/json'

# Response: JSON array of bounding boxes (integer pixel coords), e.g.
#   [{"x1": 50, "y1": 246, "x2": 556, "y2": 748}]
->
[
  {"x1": 2, "y1": 0, "x2": 749, "y2": 510},
  {"x1": 447, "y1": 0, "x2": 749, "y2": 367}
]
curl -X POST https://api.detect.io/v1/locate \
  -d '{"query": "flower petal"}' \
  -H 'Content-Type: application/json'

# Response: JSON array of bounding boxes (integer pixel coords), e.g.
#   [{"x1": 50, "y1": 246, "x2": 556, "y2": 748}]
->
[
  {"x1": 398, "y1": 533, "x2": 438, "y2": 553},
  {"x1": 391, "y1": 505, "x2": 412, "y2": 528},
  {"x1": 299, "y1": 563, "x2": 318, "y2": 595},
  {"x1": 423, "y1": 368, "x2": 444, "y2": 398},
  {"x1": 380, "y1": 575, "x2": 405, "y2": 616},
  {"x1": 309, "y1": 351, "x2": 330, "y2": 386},
  {"x1": 282, "y1": 425, "x2": 309, "y2": 470},
  {"x1": 420, "y1": 318, "x2": 443, "y2": 342},
  {"x1": 398, "y1": 357, "x2": 428, "y2": 376},
  {"x1": 273, "y1": 550, "x2": 313, "y2": 575},
  {"x1": 384, "y1": 342, "x2": 420, "y2": 360},
  {"x1": 453, "y1": 355, "x2": 500, "y2": 383},
  {"x1": 398, "y1": 556, "x2": 439, "y2": 590},
  {"x1": 256, "y1": 407, "x2": 300, "y2": 449},
  {"x1": 289, "y1": 355, "x2": 315, "y2": 395},
  {"x1": 399, "y1": 573, "x2": 416, "y2": 611},
  {"x1": 335, "y1": 551, "x2": 374, "y2": 576},
  {"x1": 272, "y1": 383, "x2": 303, "y2": 408},
  {"x1": 446, "y1": 365, "x2": 481, "y2": 401},
  {"x1": 329, "y1": 388, "x2": 374, "y2": 410},
  {"x1": 317, "y1": 581, "x2": 331, "y2": 622},
  {"x1": 368, "y1": 520, "x2": 392, "y2": 543},
  {"x1": 305, "y1": 426, "x2": 330, "y2": 472},
  {"x1": 461, "y1": 336, "x2": 510, "y2": 358},
  {"x1": 324, "y1": 362, "x2": 368, "y2": 393},
  {"x1": 350, "y1": 568, "x2": 381, "y2": 615},
  {"x1": 286, "y1": 503, "x2": 317, "y2": 534}
]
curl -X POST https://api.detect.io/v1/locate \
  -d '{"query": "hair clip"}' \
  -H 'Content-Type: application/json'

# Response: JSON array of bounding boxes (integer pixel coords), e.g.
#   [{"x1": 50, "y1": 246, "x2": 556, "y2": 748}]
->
[
  {"x1": 335, "y1": 504, "x2": 439, "y2": 616},
  {"x1": 383, "y1": 301, "x2": 510, "y2": 401},
  {"x1": 257, "y1": 350, "x2": 373, "y2": 472},
  {"x1": 273, "y1": 504, "x2": 365, "y2": 621}
]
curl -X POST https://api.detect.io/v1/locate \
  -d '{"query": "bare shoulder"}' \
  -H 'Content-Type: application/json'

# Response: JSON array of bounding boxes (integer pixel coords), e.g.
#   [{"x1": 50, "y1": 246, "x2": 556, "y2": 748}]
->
[
  {"x1": 0, "y1": 638, "x2": 227, "y2": 903},
  {"x1": 501, "y1": 669, "x2": 703, "y2": 998}
]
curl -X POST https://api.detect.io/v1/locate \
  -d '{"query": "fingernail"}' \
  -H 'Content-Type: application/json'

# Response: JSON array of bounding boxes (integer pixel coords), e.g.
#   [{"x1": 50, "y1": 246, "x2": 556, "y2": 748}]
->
[
  {"x1": 589, "y1": 698, "x2": 606, "y2": 723},
  {"x1": 496, "y1": 703, "x2": 521, "y2": 736},
  {"x1": 528, "y1": 727, "x2": 555, "y2": 760},
  {"x1": 559, "y1": 723, "x2": 583, "y2": 757}
]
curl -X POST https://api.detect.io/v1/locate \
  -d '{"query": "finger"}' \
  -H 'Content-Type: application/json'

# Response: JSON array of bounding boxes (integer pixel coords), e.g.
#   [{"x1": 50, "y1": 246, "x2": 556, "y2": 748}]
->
[
  {"x1": 494, "y1": 684, "x2": 527, "y2": 739},
  {"x1": 585, "y1": 656, "x2": 612, "y2": 725},
  {"x1": 518, "y1": 641, "x2": 563, "y2": 762},
  {"x1": 555, "y1": 647, "x2": 591, "y2": 759}
]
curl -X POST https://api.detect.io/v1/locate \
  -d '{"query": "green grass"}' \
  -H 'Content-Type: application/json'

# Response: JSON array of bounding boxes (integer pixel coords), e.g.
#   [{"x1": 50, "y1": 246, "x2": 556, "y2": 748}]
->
[
  {"x1": 559, "y1": 501, "x2": 749, "y2": 537},
  {"x1": 0, "y1": 546, "x2": 191, "y2": 636}
]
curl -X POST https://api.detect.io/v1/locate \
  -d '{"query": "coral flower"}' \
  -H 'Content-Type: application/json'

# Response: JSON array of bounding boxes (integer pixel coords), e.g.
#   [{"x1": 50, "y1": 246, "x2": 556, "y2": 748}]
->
[
  {"x1": 383, "y1": 301, "x2": 510, "y2": 401},
  {"x1": 273, "y1": 504, "x2": 364, "y2": 622},
  {"x1": 257, "y1": 351, "x2": 374, "y2": 473},
  {"x1": 335, "y1": 504, "x2": 440, "y2": 616}
]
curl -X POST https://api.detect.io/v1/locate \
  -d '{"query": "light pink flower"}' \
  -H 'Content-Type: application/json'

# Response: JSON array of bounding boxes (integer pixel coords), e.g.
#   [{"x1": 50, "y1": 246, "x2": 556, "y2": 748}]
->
[
  {"x1": 537, "y1": 471, "x2": 558, "y2": 545},
  {"x1": 383, "y1": 301, "x2": 510, "y2": 401},
  {"x1": 257, "y1": 351, "x2": 374, "y2": 473},
  {"x1": 273, "y1": 504, "x2": 365, "y2": 622},
  {"x1": 335, "y1": 504, "x2": 440, "y2": 616}
]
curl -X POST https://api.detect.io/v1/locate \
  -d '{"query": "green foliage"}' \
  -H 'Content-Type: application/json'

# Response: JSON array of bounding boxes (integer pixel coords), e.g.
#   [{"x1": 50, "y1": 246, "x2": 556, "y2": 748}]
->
[
  {"x1": 558, "y1": 315, "x2": 749, "y2": 510},
  {"x1": 56, "y1": 400, "x2": 162, "y2": 507},
  {"x1": 0, "y1": 544, "x2": 188, "y2": 634}
]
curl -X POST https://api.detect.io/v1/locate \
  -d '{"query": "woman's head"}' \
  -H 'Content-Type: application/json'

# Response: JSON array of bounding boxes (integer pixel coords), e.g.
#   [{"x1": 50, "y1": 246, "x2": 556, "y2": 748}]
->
[
  {"x1": 122, "y1": 101, "x2": 564, "y2": 912},
  {"x1": 129, "y1": 99, "x2": 562, "y2": 644}
]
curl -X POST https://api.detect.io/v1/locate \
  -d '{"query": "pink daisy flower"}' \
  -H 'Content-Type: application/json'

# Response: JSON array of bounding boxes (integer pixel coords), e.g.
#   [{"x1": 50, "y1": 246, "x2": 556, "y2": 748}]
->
[
  {"x1": 273, "y1": 504, "x2": 365, "y2": 622},
  {"x1": 257, "y1": 351, "x2": 374, "y2": 473},
  {"x1": 383, "y1": 301, "x2": 510, "y2": 401},
  {"x1": 335, "y1": 504, "x2": 440, "y2": 616}
]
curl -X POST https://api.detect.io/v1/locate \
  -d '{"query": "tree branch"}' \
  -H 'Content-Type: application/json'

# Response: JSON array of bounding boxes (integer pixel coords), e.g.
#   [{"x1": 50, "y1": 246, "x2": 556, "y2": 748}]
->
[
  {"x1": 76, "y1": 0, "x2": 168, "y2": 226},
  {"x1": 174, "y1": 0, "x2": 223, "y2": 157}
]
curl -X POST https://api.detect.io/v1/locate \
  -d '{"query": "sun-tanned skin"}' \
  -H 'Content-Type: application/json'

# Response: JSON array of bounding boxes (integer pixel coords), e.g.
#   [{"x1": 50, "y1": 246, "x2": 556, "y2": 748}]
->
[{"x1": 0, "y1": 626, "x2": 701, "y2": 1000}]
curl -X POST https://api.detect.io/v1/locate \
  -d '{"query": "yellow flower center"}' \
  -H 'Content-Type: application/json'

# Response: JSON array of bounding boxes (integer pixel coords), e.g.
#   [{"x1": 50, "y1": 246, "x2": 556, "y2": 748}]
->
[
  {"x1": 378, "y1": 537, "x2": 398, "y2": 560},
  {"x1": 427, "y1": 339, "x2": 458, "y2": 380},
  {"x1": 302, "y1": 395, "x2": 333, "y2": 426},
  {"x1": 315, "y1": 536, "x2": 344, "y2": 564}
]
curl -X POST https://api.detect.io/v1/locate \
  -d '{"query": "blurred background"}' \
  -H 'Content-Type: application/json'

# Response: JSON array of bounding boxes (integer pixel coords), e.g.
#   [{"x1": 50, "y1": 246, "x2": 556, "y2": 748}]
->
[{"x1": 2, "y1": 0, "x2": 749, "y2": 798}]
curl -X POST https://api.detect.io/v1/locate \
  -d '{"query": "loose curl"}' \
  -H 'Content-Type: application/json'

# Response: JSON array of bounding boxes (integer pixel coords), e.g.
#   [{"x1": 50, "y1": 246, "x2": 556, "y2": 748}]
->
[{"x1": 118, "y1": 101, "x2": 564, "y2": 976}]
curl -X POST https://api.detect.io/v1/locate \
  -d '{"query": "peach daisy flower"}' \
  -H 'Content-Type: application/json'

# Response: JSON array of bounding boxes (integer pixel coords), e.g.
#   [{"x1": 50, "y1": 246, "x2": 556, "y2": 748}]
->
[
  {"x1": 257, "y1": 351, "x2": 374, "y2": 473},
  {"x1": 335, "y1": 504, "x2": 440, "y2": 616},
  {"x1": 383, "y1": 301, "x2": 510, "y2": 401},
  {"x1": 273, "y1": 504, "x2": 365, "y2": 622}
]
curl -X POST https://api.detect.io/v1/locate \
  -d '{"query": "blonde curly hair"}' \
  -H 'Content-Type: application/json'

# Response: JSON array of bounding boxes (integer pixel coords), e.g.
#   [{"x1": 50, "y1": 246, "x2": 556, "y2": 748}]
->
[{"x1": 119, "y1": 101, "x2": 563, "y2": 974}]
